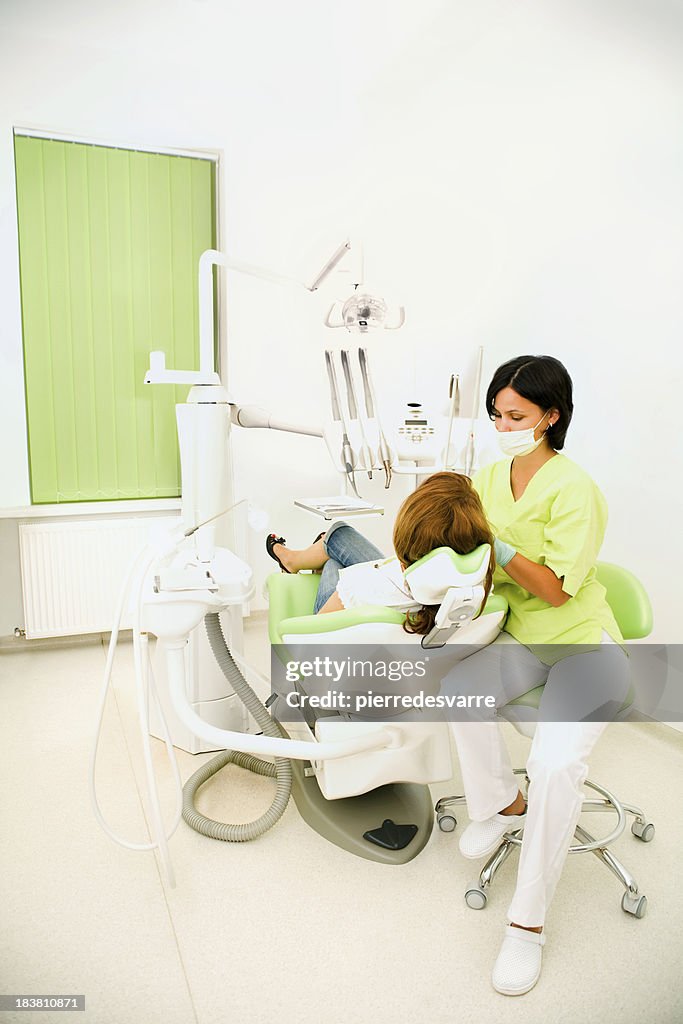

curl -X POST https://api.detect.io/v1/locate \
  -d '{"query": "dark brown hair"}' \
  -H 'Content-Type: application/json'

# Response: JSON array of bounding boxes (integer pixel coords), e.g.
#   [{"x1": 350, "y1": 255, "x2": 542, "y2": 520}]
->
[
  {"x1": 486, "y1": 355, "x2": 573, "y2": 450},
  {"x1": 392, "y1": 472, "x2": 495, "y2": 636}
]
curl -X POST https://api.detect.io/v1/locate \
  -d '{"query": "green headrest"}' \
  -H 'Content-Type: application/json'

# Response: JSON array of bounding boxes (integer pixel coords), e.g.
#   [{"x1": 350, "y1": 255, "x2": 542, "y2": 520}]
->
[{"x1": 403, "y1": 544, "x2": 491, "y2": 605}]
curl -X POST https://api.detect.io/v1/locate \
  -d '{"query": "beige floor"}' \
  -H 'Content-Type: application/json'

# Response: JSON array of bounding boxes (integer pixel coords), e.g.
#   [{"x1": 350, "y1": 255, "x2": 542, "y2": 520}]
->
[{"x1": 1, "y1": 620, "x2": 682, "y2": 1024}]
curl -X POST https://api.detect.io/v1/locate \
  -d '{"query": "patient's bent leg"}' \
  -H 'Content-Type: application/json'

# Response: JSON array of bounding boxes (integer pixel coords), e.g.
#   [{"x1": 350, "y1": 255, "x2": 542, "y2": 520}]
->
[
  {"x1": 313, "y1": 558, "x2": 344, "y2": 613},
  {"x1": 323, "y1": 521, "x2": 385, "y2": 568},
  {"x1": 271, "y1": 521, "x2": 384, "y2": 576},
  {"x1": 312, "y1": 523, "x2": 386, "y2": 613}
]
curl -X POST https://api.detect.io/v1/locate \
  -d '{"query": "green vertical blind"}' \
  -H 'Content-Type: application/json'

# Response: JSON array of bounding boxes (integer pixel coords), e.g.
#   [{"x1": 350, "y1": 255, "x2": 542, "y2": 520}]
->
[{"x1": 14, "y1": 134, "x2": 216, "y2": 503}]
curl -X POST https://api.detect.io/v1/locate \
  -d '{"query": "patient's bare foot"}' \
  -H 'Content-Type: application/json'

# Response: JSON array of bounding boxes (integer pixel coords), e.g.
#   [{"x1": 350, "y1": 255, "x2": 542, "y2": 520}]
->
[
  {"x1": 269, "y1": 536, "x2": 329, "y2": 574},
  {"x1": 271, "y1": 542, "x2": 298, "y2": 573}
]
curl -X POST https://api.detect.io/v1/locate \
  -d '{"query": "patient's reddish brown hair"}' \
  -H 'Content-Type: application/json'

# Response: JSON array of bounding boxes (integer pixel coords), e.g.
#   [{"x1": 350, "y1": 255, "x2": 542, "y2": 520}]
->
[{"x1": 392, "y1": 472, "x2": 495, "y2": 636}]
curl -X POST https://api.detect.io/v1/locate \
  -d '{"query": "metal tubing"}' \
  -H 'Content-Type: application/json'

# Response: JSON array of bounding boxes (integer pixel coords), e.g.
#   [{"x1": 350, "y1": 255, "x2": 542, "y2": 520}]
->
[
  {"x1": 435, "y1": 794, "x2": 467, "y2": 814},
  {"x1": 574, "y1": 824, "x2": 641, "y2": 896},
  {"x1": 505, "y1": 771, "x2": 627, "y2": 853},
  {"x1": 479, "y1": 838, "x2": 517, "y2": 889},
  {"x1": 619, "y1": 802, "x2": 646, "y2": 821}
]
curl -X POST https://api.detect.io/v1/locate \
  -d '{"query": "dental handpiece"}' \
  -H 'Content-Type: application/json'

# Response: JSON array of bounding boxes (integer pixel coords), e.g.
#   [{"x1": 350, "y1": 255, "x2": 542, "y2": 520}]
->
[
  {"x1": 444, "y1": 373, "x2": 459, "y2": 470},
  {"x1": 359, "y1": 347, "x2": 392, "y2": 489},
  {"x1": 341, "y1": 349, "x2": 373, "y2": 480},
  {"x1": 358, "y1": 347, "x2": 375, "y2": 418},
  {"x1": 324, "y1": 350, "x2": 342, "y2": 421},
  {"x1": 325, "y1": 350, "x2": 360, "y2": 497},
  {"x1": 465, "y1": 346, "x2": 484, "y2": 477}
]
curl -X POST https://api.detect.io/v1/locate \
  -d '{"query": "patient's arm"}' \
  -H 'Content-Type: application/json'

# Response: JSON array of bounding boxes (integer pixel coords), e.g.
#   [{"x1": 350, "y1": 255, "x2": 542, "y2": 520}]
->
[{"x1": 317, "y1": 590, "x2": 345, "y2": 614}]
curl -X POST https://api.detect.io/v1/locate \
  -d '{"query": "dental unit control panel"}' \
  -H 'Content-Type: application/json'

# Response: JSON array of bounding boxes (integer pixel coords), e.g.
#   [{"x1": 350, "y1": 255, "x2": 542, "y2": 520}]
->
[{"x1": 395, "y1": 402, "x2": 439, "y2": 459}]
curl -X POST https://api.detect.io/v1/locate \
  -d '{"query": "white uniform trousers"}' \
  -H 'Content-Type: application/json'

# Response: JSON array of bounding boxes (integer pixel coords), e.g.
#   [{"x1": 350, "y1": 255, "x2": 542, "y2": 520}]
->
[{"x1": 445, "y1": 633, "x2": 630, "y2": 927}]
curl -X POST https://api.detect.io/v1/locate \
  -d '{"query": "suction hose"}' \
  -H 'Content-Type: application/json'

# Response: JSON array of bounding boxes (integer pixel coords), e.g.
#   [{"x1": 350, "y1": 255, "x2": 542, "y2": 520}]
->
[{"x1": 181, "y1": 612, "x2": 292, "y2": 841}]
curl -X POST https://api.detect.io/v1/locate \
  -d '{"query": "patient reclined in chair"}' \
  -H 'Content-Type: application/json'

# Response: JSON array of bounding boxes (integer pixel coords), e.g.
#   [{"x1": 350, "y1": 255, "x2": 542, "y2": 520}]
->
[{"x1": 267, "y1": 542, "x2": 508, "y2": 798}]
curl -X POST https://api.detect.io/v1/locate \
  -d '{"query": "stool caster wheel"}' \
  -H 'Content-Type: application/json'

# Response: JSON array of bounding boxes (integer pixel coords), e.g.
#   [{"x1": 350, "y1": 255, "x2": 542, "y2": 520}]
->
[
  {"x1": 465, "y1": 886, "x2": 488, "y2": 910},
  {"x1": 437, "y1": 813, "x2": 457, "y2": 833},
  {"x1": 621, "y1": 892, "x2": 647, "y2": 918},
  {"x1": 631, "y1": 821, "x2": 655, "y2": 842}
]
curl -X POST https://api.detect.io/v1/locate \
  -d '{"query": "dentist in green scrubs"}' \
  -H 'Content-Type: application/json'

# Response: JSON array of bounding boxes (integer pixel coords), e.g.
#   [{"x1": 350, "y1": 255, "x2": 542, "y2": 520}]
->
[{"x1": 446, "y1": 355, "x2": 629, "y2": 996}]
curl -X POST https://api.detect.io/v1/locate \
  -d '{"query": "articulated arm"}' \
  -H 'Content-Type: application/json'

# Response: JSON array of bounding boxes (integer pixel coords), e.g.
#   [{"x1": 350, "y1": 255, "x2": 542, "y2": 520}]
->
[
  {"x1": 230, "y1": 404, "x2": 323, "y2": 439},
  {"x1": 164, "y1": 641, "x2": 400, "y2": 761}
]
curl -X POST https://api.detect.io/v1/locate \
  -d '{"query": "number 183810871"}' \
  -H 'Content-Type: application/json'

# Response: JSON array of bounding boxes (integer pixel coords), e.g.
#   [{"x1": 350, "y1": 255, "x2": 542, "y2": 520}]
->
[{"x1": 0, "y1": 995, "x2": 85, "y2": 1011}]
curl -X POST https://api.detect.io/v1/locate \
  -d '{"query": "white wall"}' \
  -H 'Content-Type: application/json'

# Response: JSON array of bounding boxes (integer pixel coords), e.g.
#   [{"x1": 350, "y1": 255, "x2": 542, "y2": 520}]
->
[{"x1": 1, "y1": 0, "x2": 681, "y2": 641}]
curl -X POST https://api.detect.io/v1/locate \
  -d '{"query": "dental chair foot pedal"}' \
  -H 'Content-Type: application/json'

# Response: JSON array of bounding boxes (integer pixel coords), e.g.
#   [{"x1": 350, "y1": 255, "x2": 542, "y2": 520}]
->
[{"x1": 363, "y1": 819, "x2": 418, "y2": 851}]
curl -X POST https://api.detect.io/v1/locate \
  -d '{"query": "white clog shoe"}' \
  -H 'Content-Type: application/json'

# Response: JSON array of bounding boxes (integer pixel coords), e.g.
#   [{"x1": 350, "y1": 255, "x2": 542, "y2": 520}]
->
[
  {"x1": 458, "y1": 810, "x2": 526, "y2": 860},
  {"x1": 492, "y1": 925, "x2": 545, "y2": 996}
]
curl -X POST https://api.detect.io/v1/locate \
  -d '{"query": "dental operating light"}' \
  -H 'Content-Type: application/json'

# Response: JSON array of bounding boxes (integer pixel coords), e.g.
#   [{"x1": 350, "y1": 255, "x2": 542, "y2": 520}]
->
[{"x1": 325, "y1": 290, "x2": 406, "y2": 333}]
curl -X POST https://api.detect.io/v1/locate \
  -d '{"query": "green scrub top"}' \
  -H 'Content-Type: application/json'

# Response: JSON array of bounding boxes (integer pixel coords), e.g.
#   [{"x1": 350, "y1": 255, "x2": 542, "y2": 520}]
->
[{"x1": 473, "y1": 454, "x2": 623, "y2": 648}]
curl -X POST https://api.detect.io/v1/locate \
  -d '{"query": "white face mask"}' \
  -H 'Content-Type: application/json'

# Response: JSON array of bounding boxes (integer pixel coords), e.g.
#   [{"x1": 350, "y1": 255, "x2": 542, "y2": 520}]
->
[{"x1": 496, "y1": 411, "x2": 550, "y2": 458}]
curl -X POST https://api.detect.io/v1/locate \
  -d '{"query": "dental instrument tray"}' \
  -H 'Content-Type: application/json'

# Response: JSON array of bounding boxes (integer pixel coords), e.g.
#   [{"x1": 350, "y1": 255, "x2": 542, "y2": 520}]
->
[{"x1": 294, "y1": 495, "x2": 385, "y2": 520}]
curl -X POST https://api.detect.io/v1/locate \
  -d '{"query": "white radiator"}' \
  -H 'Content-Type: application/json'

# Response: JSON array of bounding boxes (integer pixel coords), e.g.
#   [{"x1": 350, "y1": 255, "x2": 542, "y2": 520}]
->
[{"x1": 18, "y1": 517, "x2": 179, "y2": 639}]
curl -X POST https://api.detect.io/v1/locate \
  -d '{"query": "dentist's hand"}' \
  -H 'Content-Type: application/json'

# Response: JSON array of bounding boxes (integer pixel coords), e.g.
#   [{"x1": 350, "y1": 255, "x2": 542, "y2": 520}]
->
[{"x1": 494, "y1": 537, "x2": 517, "y2": 568}]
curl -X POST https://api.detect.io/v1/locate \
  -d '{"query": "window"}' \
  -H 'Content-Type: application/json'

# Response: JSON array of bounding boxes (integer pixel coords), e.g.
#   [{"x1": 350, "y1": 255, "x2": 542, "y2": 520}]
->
[{"x1": 14, "y1": 133, "x2": 217, "y2": 503}]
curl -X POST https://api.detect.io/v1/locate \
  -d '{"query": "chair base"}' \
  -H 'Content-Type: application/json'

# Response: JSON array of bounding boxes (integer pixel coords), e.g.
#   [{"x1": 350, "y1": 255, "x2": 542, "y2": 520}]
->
[
  {"x1": 435, "y1": 770, "x2": 654, "y2": 916},
  {"x1": 290, "y1": 757, "x2": 434, "y2": 865}
]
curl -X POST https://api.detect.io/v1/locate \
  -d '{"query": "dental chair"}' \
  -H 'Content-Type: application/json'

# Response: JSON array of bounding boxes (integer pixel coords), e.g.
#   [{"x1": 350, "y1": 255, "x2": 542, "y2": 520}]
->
[
  {"x1": 435, "y1": 563, "x2": 655, "y2": 918},
  {"x1": 266, "y1": 545, "x2": 507, "y2": 865}
]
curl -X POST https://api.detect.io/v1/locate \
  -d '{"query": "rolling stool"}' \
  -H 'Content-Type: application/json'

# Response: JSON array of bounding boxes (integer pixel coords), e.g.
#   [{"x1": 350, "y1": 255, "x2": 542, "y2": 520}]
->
[{"x1": 435, "y1": 562, "x2": 655, "y2": 918}]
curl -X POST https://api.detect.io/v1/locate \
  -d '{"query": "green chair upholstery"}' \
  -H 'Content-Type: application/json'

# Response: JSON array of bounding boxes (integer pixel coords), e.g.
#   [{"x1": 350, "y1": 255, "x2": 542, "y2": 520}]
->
[
  {"x1": 593, "y1": 562, "x2": 653, "y2": 639},
  {"x1": 267, "y1": 573, "x2": 322, "y2": 643},
  {"x1": 507, "y1": 562, "x2": 653, "y2": 716},
  {"x1": 266, "y1": 570, "x2": 508, "y2": 646}
]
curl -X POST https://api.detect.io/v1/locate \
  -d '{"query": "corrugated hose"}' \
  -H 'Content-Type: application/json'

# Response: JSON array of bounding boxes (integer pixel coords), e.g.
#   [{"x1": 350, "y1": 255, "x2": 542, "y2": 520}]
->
[{"x1": 181, "y1": 613, "x2": 292, "y2": 841}]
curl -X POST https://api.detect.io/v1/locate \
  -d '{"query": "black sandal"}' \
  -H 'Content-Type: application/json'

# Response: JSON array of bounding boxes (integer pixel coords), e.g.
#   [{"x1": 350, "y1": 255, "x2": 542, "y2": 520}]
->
[
  {"x1": 266, "y1": 534, "x2": 291, "y2": 573},
  {"x1": 311, "y1": 532, "x2": 326, "y2": 573}
]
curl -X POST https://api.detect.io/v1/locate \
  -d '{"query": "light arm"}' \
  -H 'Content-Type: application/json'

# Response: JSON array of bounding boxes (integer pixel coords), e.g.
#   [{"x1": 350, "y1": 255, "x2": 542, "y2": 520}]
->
[{"x1": 230, "y1": 404, "x2": 323, "y2": 439}]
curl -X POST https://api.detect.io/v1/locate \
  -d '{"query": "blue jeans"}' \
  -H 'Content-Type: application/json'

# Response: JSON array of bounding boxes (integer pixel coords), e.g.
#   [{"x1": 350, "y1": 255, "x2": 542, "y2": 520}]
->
[{"x1": 313, "y1": 521, "x2": 385, "y2": 613}]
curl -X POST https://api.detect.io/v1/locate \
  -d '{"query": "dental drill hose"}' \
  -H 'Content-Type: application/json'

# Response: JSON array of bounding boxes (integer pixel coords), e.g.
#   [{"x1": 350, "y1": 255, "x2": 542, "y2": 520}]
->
[{"x1": 181, "y1": 613, "x2": 292, "y2": 841}]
